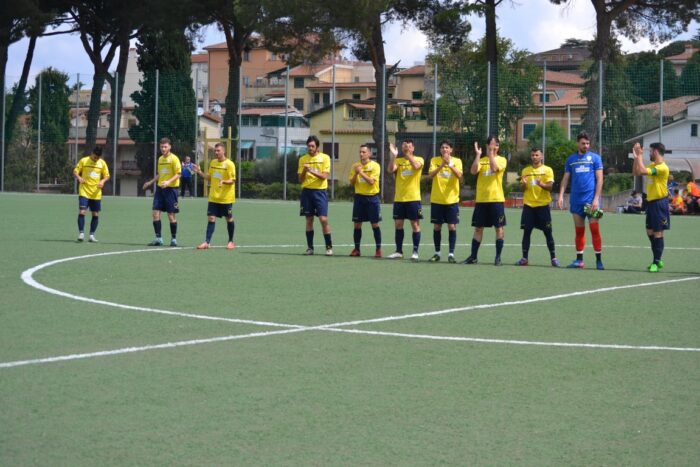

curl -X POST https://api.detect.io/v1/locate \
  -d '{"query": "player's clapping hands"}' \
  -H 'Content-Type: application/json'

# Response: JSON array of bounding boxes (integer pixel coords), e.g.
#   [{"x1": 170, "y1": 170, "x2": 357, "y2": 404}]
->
[{"x1": 474, "y1": 141, "x2": 482, "y2": 158}]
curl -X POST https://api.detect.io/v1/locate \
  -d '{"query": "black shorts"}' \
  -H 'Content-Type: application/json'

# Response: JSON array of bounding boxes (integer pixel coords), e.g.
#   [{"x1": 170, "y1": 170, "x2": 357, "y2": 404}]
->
[
  {"x1": 430, "y1": 203, "x2": 460, "y2": 225},
  {"x1": 646, "y1": 198, "x2": 670, "y2": 232},
  {"x1": 520, "y1": 205, "x2": 552, "y2": 231},
  {"x1": 352, "y1": 194, "x2": 382, "y2": 223},
  {"x1": 471, "y1": 202, "x2": 506, "y2": 228},
  {"x1": 393, "y1": 201, "x2": 423, "y2": 220},
  {"x1": 300, "y1": 189, "x2": 328, "y2": 217},
  {"x1": 207, "y1": 202, "x2": 233, "y2": 219},
  {"x1": 153, "y1": 187, "x2": 179, "y2": 213}
]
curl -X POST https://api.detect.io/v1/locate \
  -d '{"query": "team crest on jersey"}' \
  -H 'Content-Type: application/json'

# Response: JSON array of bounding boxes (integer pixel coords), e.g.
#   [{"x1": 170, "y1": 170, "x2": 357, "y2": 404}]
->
[{"x1": 586, "y1": 155, "x2": 591, "y2": 161}]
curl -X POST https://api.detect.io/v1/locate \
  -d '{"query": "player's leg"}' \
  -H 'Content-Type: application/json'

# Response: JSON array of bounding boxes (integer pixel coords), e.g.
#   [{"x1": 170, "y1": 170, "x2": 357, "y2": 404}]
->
[
  {"x1": 589, "y1": 218, "x2": 603, "y2": 270},
  {"x1": 567, "y1": 211, "x2": 586, "y2": 268},
  {"x1": 88, "y1": 200, "x2": 101, "y2": 242},
  {"x1": 493, "y1": 203, "x2": 506, "y2": 266},
  {"x1": 351, "y1": 196, "x2": 363, "y2": 256},
  {"x1": 369, "y1": 196, "x2": 382, "y2": 257},
  {"x1": 447, "y1": 223, "x2": 457, "y2": 263},
  {"x1": 77, "y1": 196, "x2": 87, "y2": 241},
  {"x1": 305, "y1": 215, "x2": 315, "y2": 254},
  {"x1": 517, "y1": 205, "x2": 531, "y2": 265},
  {"x1": 198, "y1": 205, "x2": 217, "y2": 249},
  {"x1": 430, "y1": 203, "x2": 442, "y2": 260},
  {"x1": 390, "y1": 203, "x2": 405, "y2": 258},
  {"x1": 316, "y1": 190, "x2": 332, "y2": 255},
  {"x1": 149, "y1": 203, "x2": 164, "y2": 246},
  {"x1": 225, "y1": 204, "x2": 235, "y2": 250},
  {"x1": 410, "y1": 218, "x2": 421, "y2": 259},
  {"x1": 300, "y1": 189, "x2": 315, "y2": 254},
  {"x1": 542, "y1": 215, "x2": 559, "y2": 267},
  {"x1": 371, "y1": 222, "x2": 382, "y2": 257},
  {"x1": 351, "y1": 221, "x2": 362, "y2": 256}
]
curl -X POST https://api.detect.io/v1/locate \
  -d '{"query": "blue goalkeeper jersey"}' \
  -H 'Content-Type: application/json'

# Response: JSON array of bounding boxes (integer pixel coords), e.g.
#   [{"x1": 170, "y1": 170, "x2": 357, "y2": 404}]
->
[{"x1": 565, "y1": 151, "x2": 602, "y2": 204}]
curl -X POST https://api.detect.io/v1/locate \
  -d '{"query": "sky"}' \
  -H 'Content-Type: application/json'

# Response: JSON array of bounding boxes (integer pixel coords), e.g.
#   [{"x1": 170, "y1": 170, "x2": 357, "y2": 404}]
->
[{"x1": 5, "y1": 0, "x2": 699, "y2": 86}]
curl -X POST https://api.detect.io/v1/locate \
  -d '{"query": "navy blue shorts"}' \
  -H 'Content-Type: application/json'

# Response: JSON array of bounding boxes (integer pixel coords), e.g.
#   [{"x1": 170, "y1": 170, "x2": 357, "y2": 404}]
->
[
  {"x1": 471, "y1": 202, "x2": 506, "y2": 228},
  {"x1": 207, "y1": 202, "x2": 233, "y2": 219},
  {"x1": 646, "y1": 198, "x2": 670, "y2": 232},
  {"x1": 78, "y1": 196, "x2": 101, "y2": 212},
  {"x1": 153, "y1": 187, "x2": 179, "y2": 213},
  {"x1": 352, "y1": 195, "x2": 382, "y2": 223},
  {"x1": 430, "y1": 203, "x2": 460, "y2": 225},
  {"x1": 300, "y1": 188, "x2": 328, "y2": 217},
  {"x1": 520, "y1": 205, "x2": 552, "y2": 231},
  {"x1": 393, "y1": 201, "x2": 423, "y2": 220}
]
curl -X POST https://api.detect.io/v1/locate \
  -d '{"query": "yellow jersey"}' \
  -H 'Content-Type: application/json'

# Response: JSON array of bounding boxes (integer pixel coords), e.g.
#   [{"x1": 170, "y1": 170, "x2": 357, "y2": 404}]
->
[
  {"x1": 521, "y1": 164, "x2": 553, "y2": 207},
  {"x1": 645, "y1": 161, "x2": 669, "y2": 201},
  {"x1": 394, "y1": 156, "x2": 424, "y2": 202},
  {"x1": 429, "y1": 156, "x2": 462, "y2": 205},
  {"x1": 207, "y1": 158, "x2": 236, "y2": 204},
  {"x1": 349, "y1": 160, "x2": 380, "y2": 196},
  {"x1": 74, "y1": 156, "x2": 110, "y2": 200},
  {"x1": 475, "y1": 155, "x2": 507, "y2": 203},
  {"x1": 157, "y1": 153, "x2": 182, "y2": 188},
  {"x1": 298, "y1": 152, "x2": 331, "y2": 189}
]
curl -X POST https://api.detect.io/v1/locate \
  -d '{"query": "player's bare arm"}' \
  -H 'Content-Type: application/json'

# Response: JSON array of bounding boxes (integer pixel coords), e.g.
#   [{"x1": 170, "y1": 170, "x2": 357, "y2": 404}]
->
[
  {"x1": 388, "y1": 143, "x2": 399, "y2": 173},
  {"x1": 470, "y1": 142, "x2": 482, "y2": 175},
  {"x1": 557, "y1": 172, "x2": 570, "y2": 210}
]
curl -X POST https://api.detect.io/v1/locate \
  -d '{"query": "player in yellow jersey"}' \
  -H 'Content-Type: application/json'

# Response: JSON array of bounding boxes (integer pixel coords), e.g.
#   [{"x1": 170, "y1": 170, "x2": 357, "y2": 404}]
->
[
  {"x1": 515, "y1": 148, "x2": 559, "y2": 267},
  {"x1": 142, "y1": 137, "x2": 181, "y2": 246},
  {"x1": 348, "y1": 144, "x2": 383, "y2": 257},
  {"x1": 388, "y1": 139, "x2": 424, "y2": 260},
  {"x1": 192, "y1": 143, "x2": 236, "y2": 250},
  {"x1": 298, "y1": 135, "x2": 333, "y2": 255},
  {"x1": 632, "y1": 142, "x2": 670, "y2": 272},
  {"x1": 427, "y1": 140, "x2": 463, "y2": 263},
  {"x1": 73, "y1": 146, "x2": 110, "y2": 242},
  {"x1": 463, "y1": 135, "x2": 508, "y2": 265}
]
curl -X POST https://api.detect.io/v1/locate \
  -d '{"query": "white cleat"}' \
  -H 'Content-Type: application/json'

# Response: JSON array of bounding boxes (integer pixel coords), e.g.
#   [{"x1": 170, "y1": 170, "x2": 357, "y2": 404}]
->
[
  {"x1": 411, "y1": 252, "x2": 419, "y2": 261},
  {"x1": 77, "y1": 232, "x2": 85, "y2": 242},
  {"x1": 387, "y1": 252, "x2": 404, "y2": 259},
  {"x1": 88, "y1": 235, "x2": 98, "y2": 243}
]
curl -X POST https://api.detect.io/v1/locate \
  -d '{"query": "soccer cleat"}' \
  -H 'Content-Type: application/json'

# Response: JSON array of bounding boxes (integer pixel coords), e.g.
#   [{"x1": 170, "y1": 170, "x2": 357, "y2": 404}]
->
[
  {"x1": 648, "y1": 263, "x2": 659, "y2": 273},
  {"x1": 462, "y1": 256, "x2": 477, "y2": 264},
  {"x1": 448, "y1": 254, "x2": 456, "y2": 264},
  {"x1": 429, "y1": 254, "x2": 441, "y2": 262},
  {"x1": 515, "y1": 258, "x2": 529, "y2": 266},
  {"x1": 148, "y1": 238, "x2": 164, "y2": 246},
  {"x1": 494, "y1": 256, "x2": 502, "y2": 266},
  {"x1": 566, "y1": 259, "x2": 585, "y2": 269},
  {"x1": 657, "y1": 260, "x2": 664, "y2": 269},
  {"x1": 226, "y1": 241, "x2": 236, "y2": 250},
  {"x1": 170, "y1": 239, "x2": 178, "y2": 247},
  {"x1": 304, "y1": 248, "x2": 314, "y2": 256},
  {"x1": 596, "y1": 259, "x2": 604, "y2": 270},
  {"x1": 77, "y1": 232, "x2": 85, "y2": 242},
  {"x1": 88, "y1": 235, "x2": 98, "y2": 243},
  {"x1": 551, "y1": 258, "x2": 561, "y2": 267},
  {"x1": 325, "y1": 247, "x2": 333, "y2": 256},
  {"x1": 387, "y1": 251, "x2": 403, "y2": 259},
  {"x1": 374, "y1": 249, "x2": 383, "y2": 258},
  {"x1": 196, "y1": 242, "x2": 210, "y2": 250},
  {"x1": 411, "y1": 252, "x2": 419, "y2": 261},
  {"x1": 349, "y1": 248, "x2": 361, "y2": 257}
]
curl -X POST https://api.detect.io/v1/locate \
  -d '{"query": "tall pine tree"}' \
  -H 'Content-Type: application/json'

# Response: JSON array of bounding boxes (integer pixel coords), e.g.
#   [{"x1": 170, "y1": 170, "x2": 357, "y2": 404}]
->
[{"x1": 129, "y1": 28, "x2": 196, "y2": 187}]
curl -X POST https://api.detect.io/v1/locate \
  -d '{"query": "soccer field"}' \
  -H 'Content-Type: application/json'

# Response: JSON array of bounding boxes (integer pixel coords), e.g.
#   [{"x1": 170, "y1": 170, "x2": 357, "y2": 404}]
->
[{"x1": 1, "y1": 192, "x2": 699, "y2": 465}]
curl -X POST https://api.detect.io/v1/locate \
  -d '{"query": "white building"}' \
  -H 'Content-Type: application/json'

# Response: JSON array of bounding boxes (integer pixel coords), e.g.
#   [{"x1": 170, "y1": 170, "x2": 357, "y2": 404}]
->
[
  {"x1": 626, "y1": 98, "x2": 700, "y2": 178},
  {"x1": 239, "y1": 103, "x2": 310, "y2": 160}
]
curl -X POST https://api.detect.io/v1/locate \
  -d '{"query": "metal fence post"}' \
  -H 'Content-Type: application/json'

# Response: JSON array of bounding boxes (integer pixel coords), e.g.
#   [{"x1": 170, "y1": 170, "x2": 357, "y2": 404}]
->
[{"x1": 36, "y1": 73, "x2": 42, "y2": 193}]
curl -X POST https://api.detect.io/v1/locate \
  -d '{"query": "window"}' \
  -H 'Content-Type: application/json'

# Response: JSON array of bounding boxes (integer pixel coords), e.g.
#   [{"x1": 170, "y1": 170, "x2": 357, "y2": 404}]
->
[
  {"x1": 261, "y1": 116, "x2": 284, "y2": 127},
  {"x1": 241, "y1": 115, "x2": 259, "y2": 127},
  {"x1": 293, "y1": 98, "x2": 304, "y2": 111},
  {"x1": 692, "y1": 123, "x2": 698, "y2": 137},
  {"x1": 313, "y1": 93, "x2": 320, "y2": 104},
  {"x1": 243, "y1": 76, "x2": 250, "y2": 87},
  {"x1": 387, "y1": 93, "x2": 393, "y2": 99},
  {"x1": 523, "y1": 123, "x2": 536, "y2": 140},
  {"x1": 293, "y1": 77, "x2": 304, "y2": 89},
  {"x1": 243, "y1": 51, "x2": 250, "y2": 62},
  {"x1": 322, "y1": 142, "x2": 340, "y2": 160},
  {"x1": 323, "y1": 93, "x2": 330, "y2": 105},
  {"x1": 352, "y1": 93, "x2": 361, "y2": 100},
  {"x1": 538, "y1": 93, "x2": 551, "y2": 103},
  {"x1": 411, "y1": 91, "x2": 423, "y2": 100}
]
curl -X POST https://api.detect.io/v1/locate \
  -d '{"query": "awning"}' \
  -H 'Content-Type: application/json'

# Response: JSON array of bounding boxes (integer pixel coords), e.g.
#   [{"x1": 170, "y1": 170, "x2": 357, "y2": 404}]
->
[{"x1": 240, "y1": 141, "x2": 254, "y2": 149}]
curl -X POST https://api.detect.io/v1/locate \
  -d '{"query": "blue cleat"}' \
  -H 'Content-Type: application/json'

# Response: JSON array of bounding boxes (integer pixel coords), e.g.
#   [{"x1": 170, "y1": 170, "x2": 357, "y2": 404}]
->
[
  {"x1": 596, "y1": 259, "x2": 604, "y2": 270},
  {"x1": 566, "y1": 259, "x2": 585, "y2": 269}
]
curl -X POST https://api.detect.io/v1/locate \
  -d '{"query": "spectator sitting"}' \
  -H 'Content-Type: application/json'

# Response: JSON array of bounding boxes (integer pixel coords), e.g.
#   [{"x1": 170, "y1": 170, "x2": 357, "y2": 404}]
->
[
  {"x1": 623, "y1": 190, "x2": 643, "y2": 213},
  {"x1": 670, "y1": 189, "x2": 686, "y2": 215},
  {"x1": 686, "y1": 180, "x2": 700, "y2": 214}
]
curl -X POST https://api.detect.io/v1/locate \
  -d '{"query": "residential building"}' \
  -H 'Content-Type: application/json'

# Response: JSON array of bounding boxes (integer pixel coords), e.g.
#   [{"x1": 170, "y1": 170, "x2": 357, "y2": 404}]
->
[
  {"x1": 529, "y1": 46, "x2": 591, "y2": 75},
  {"x1": 666, "y1": 43, "x2": 699, "y2": 76},
  {"x1": 239, "y1": 102, "x2": 310, "y2": 160},
  {"x1": 625, "y1": 97, "x2": 700, "y2": 178},
  {"x1": 515, "y1": 71, "x2": 587, "y2": 150}
]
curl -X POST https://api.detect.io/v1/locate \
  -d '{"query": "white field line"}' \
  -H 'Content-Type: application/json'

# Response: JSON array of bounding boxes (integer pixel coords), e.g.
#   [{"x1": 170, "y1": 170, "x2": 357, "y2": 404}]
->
[
  {"x1": 0, "y1": 328, "x2": 307, "y2": 369},
  {"x1": 323, "y1": 328, "x2": 700, "y2": 352},
  {"x1": 20, "y1": 249, "x2": 303, "y2": 330},
  {"x1": 5, "y1": 256, "x2": 699, "y2": 369}
]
